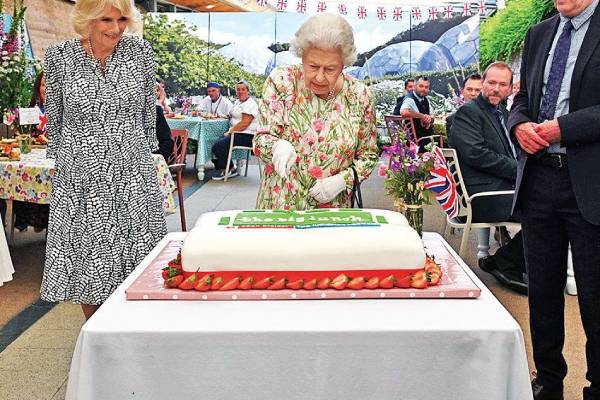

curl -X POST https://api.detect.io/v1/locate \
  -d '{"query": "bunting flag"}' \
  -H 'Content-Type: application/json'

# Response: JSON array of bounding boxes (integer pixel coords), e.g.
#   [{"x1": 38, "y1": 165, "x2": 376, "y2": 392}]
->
[
  {"x1": 393, "y1": 7, "x2": 403, "y2": 21},
  {"x1": 377, "y1": 6, "x2": 386, "y2": 20},
  {"x1": 429, "y1": 7, "x2": 438, "y2": 20},
  {"x1": 411, "y1": 7, "x2": 422, "y2": 20},
  {"x1": 296, "y1": 0, "x2": 306, "y2": 13},
  {"x1": 256, "y1": 0, "x2": 267, "y2": 6},
  {"x1": 463, "y1": 2, "x2": 471, "y2": 16},
  {"x1": 338, "y1": 3, "x2": 347, "y2": 15},
  {"x1": 478, "y1": 0, "x2": 485, "y2": 15},
  {"x1": 277, "y1": 0, "x2": 287, "y2": 11},
  {"x1": 443, "y1": 5, "x2": 453, "y2": 18},
  {"x1": 317, "y1": 1, "x2": 327, "y2": 12},
  {"x1": 357, "y1": 5, "x2": 367, "y2": 19}
]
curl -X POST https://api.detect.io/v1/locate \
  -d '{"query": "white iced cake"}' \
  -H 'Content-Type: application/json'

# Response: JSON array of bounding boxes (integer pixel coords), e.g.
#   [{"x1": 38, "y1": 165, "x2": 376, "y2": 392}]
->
[{"x1": 181, "y1": 209, "x2": 426, "y2": 272}]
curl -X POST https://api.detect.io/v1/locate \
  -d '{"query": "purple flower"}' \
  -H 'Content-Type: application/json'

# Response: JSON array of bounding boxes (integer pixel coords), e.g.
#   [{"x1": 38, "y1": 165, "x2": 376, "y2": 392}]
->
[{"x1": 407, "y1": 164, "x2": 417, "y2": 174}]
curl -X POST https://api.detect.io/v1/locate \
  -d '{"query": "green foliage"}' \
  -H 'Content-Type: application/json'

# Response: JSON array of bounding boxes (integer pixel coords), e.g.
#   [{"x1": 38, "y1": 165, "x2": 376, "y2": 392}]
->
[
  {"x1": 143, "y1": 14, "x2": 265, "y2": 97},
  {"x1": 480, "y1": 0, "x2": 556, "y2": 67}
]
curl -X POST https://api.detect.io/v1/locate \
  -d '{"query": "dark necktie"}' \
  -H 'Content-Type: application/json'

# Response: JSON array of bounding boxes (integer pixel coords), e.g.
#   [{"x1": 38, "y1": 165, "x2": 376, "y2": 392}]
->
[
  {"x1": 494, "y1": 108, "x2": 517, "y2": 158},
  {"x1": 538, "y1": 20, "x2": 574, "y2": 123}
]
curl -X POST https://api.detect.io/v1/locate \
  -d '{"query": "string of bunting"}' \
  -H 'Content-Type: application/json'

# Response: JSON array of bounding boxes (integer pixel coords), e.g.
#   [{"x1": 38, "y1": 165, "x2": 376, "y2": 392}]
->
[{"x1": 263, "y1": 0, "x2": 488, "y2": 20}]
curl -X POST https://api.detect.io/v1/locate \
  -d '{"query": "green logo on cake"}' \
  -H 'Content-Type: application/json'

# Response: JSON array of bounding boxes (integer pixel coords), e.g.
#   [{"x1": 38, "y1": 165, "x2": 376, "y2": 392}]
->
[{"x1": 223, "y1": 209, "x2": 388, "y2": 228}]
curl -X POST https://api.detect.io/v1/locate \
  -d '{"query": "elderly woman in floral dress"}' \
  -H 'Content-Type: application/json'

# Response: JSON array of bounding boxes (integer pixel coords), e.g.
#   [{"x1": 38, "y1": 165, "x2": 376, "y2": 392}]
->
[{"x1": 253, "y1": 13, "x2": 378, "y2": 210}]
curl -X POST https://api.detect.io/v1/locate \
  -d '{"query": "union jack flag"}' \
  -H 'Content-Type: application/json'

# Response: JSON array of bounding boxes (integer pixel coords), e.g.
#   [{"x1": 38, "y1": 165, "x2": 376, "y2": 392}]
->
[
  {"x1": 296, "y1": 0, "x2": 306, "y2": 13},
  {"x1": 412, "y1": 7, "x2": 422, "y2": 20},
  {"x1": 338, "y1": 3, "x2": 347, "y2": 15},
  {"x1": 393, "y1": 7, "x2": 403, "y2": 21},
  {"x1": 256, "y1": 0, "x2": 267, "y2": 6},
  {"x1": 377, "y1": 7, "x2": 386, "y2": 20},
  {"x1": 463, "y1": 2, "x2": 471, "y2": 16},
  {"x1": 317, "y1": 1, "x2": 327, "y2": 12},
  {"x1": 357, "y1": 5, "x2": 367, "y2": 19},
  {"x1": 425, "y1": 147, "x2": 459, "y2": 219},
  {"x1": 429, "y1": 7, "x2": 438, "y2": 20},
  {"x1": 478, "y1": 0, "x2": 486, "y2": 15},
  {"x1": 277, "y1": 0, "x2": 287, "y2": 11},
  {"x1": 443, "y1": 5, "x2": 453, "y2": 18}
]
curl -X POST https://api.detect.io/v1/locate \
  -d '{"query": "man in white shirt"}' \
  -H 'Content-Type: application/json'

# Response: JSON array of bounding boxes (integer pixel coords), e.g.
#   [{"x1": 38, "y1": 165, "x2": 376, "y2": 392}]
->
[{"x1": 195, "y1": 82, "x2": 233, "y2": 117}]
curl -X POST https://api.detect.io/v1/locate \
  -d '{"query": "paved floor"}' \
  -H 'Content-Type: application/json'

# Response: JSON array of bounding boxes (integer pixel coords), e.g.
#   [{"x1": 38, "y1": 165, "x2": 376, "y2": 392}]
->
[{"x1": 0, "y1": 162, "x2": 589, "y2": 400}]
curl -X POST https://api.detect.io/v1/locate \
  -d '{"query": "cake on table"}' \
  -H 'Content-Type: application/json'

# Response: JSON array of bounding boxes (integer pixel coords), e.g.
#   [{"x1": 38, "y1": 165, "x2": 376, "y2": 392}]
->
[{"x1": 162, "y1": 209, "x2": 442, "y2": 291}]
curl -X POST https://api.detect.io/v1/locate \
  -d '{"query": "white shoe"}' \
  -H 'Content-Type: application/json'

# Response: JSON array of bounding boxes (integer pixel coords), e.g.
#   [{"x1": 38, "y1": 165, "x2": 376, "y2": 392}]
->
[{"x1": 212, "y1": 169, "x2": 238, "y2": 181}]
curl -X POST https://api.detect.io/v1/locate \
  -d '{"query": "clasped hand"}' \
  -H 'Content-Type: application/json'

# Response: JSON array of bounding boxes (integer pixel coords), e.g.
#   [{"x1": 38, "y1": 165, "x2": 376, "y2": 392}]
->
[
  {"x1": 514, "y1": 119, "x2": 561, "y2": 154},
  {"x1": 271, "y1": 139, "x2": 297, "y2": 178},
  {"x1": 309, "y1": 174, "x2": 346, "y2": 204}
]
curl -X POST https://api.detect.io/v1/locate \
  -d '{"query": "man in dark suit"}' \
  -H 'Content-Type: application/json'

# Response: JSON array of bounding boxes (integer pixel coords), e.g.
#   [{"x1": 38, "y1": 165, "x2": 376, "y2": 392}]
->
[
  {"x1": 392, "y1": 78, "x2": 415, "y2": 115},
  {"x1": 507, "y1": 0, "x2": 600, "y2": 399},
  {"x1": 446, "y1": 73, "x2": 482, "y2": 134},
  {"x1": 400, "y1": 76, "x2": 434, "y2": 151},
  {"x1": 448, "y1": 62, "x2": 526, "y2": 294}
]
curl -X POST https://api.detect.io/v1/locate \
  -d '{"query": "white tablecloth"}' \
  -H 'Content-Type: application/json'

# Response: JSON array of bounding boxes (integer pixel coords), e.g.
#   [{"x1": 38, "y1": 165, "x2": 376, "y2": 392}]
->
[
  {"x1": 66, "y1": 232, "x2": 532, "y2": 400},
  {"x1": 0, "y1": 227, "x2": 14, "y2": 286}
]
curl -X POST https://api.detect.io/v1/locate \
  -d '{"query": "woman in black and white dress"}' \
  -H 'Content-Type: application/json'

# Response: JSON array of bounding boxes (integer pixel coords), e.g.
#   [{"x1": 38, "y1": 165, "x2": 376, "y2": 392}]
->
[
  {"x1": 211, "y1": 80, "x2": 259, "y2": 180},
  {"x1": 41, "y1": 0, "x2": 167, "y2": 319}
]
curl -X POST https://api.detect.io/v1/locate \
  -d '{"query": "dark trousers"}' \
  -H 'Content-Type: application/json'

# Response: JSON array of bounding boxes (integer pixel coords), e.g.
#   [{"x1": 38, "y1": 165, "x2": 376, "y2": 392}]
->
[
  {"x1": 211, "y1": 133, "x2": 254, "y2": 171},
  {"x1": 520, "y1": 161, "x2": 600, "y2": 399},
  {"x1": 494, "y1": 230, "x2": 526, "y2": 274}
]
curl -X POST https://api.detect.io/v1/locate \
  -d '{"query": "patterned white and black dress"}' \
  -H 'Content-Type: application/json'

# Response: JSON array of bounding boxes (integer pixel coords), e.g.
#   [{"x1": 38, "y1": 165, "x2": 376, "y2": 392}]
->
[{"x1": 40, "y1": 36, "x2": 167, "y2": 305}]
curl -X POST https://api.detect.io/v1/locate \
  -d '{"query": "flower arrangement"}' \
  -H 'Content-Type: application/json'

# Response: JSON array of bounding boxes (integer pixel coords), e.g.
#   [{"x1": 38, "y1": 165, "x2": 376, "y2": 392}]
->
[
  {"x1": 0, "y1": 0, "x2": 41, "y2": 135},
  {"x1": 379, "y1": 131, "x2": 439, "y2": 235}
]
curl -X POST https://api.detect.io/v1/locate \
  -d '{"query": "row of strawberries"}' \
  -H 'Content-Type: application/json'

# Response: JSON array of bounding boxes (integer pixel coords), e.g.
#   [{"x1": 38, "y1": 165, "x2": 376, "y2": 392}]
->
[{"x1": 162, "y1": 256, "x2": 443, "y2": 291}]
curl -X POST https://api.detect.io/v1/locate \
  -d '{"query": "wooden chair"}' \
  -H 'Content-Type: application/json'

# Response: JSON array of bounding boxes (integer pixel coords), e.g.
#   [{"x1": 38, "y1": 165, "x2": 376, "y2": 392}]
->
[
  {"x1": 167, "y1": 129, "x2": 189, "y2": 231},
  {"x1": 224, "y1": 132, "x2": 261, "y2": 182},
  {"x1": 439, "y1": 148, "x2": 520, "y2": 258},
  {"x1": 384, "y1": 115, "x2": 443, "y2": 149}
]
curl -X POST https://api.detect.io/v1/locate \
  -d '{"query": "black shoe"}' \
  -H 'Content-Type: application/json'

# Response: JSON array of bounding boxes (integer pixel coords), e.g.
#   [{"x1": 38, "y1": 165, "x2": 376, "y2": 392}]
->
[
  {"x1": 478, "y1": 256, "x2": 497, "y2": 273},
  {"x1": 479, "y1": 256, "x2": 528, "y2": 295},
  {"x1": 532, "y1": 378, "x2": 563, "y2": 400}
]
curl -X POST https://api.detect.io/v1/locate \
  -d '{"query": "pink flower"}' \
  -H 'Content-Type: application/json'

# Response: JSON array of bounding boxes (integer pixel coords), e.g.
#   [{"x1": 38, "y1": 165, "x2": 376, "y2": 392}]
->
[
  {"x1": 265, "y1": 163, "x2": 274, "y2": 175},
  {"x1": 312, "y1": 120, "x2": 324, "y2": 133},
  {"x1": 274, "y1": 185, "x2": 281, "y2": 194},
  {"x1": 318, "y1": 136, "x2": 325, "y2": 142},
  {"x1": 378, "y1": 164, "x2": 388, "y2": 177},
  {"x1": 335, "y1": 103, "x2": 342, "y2": 113},
  {"x1": 286, "y1": 182, "x2": 295, "y2": 191},
  {"x1": 306, "y1": 134, "x2": 316, "y2": 145},
  {"x1": 309, "y1": 166, "x2": 323, "y2": 179},
  {"x1": 319, "y1": 153, "x2": 327, "y2": 161}
]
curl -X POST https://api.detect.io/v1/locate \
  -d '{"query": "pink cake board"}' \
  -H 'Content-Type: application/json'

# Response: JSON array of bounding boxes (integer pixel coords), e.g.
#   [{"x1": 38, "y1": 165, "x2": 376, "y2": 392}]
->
[{"x1": 126, "y1": 237, "x2": 481, "y2": 300}]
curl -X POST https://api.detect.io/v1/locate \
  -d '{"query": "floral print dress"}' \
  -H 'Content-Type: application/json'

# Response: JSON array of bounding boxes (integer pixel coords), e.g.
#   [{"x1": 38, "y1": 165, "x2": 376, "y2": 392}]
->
[{"x1": 254, "y1": 65, "x2": 378, "y2": 210}]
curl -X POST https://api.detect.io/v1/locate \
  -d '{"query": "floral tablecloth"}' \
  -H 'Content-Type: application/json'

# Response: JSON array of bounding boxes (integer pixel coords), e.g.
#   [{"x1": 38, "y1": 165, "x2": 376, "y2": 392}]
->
[
  {"x1": 0, "y1": 149, "x2": 176, "y2": 214},
  {"x1": 166, "y1": 117, "x2": 247, "y2": 170}
]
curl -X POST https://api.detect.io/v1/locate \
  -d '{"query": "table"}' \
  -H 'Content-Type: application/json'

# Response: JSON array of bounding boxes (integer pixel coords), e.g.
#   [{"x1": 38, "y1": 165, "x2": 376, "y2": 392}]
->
[
  {"x1": 0, "y1": 149, "x2": 176, "y2": 245},
  {"x1": 66, "y1": 232, "x2": 532, "y2": 400},
  {"x1": 166, "y1": 117, "x2": 248, "y2": 180}
]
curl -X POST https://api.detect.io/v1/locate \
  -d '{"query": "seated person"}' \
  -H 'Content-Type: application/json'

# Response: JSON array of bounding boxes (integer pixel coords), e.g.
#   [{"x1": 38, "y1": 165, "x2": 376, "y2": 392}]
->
[
  {"x1": 400, "y1": 76, "x2": 434, "y2": 152},
  {"x1": 156, "y1": 78, "x2": 172, "y2": 114},
  {"x1": 448, "y1": 62, "x2": 526, "y2": 295},
  {"x1": 211, "y1": 81, "x2": 258, "y2": 180},
  {"x1": 392, "y1": 78, "x2": 415, "y2": 115},
  {"x1": 446, "y1": 73, "x2": 482, "y2": 134},
  {"x1": 195, "y1": 82, "x2": 233, "y2": 118},
  {"x1": 154, "y1": 104, "x2": 174, "y2": 162}
]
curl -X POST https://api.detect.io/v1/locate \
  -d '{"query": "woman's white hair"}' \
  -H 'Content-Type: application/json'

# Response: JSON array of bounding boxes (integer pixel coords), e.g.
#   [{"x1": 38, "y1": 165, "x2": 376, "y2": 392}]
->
[
  {"x1": 72, "y1": 0, "x2": 142, "y2": 37},
  {"x1": 290, "y1": 13, "x2": 357, "y2": 66}
]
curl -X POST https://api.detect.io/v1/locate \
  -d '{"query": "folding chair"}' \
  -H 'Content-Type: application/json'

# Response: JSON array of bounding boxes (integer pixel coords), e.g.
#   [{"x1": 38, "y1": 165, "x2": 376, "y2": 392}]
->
[
  {"x1": 224, "y1": 132, "x2": 261, "y2": 182},
  {"x1": 167, "y1": 129, "x2": 189, "y2": 231}
]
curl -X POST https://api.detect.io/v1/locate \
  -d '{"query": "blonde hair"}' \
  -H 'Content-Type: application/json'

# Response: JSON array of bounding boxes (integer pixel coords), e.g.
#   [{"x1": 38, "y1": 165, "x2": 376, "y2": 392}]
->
[
  {"x1": 290, "y1": 13, "x2": 357, "y2": 66},
  {"x1": 72, "y1": 0, "x2": 142, "y2": 37}
]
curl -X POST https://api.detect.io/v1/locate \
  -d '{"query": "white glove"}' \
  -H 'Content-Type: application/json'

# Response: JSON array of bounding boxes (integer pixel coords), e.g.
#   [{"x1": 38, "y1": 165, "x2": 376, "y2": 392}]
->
[
  {"x1": 272, "y1": 139, "x2": 297, "y2": 178},
  {"x1": 309, "y1": 174, "x2": 347, "y2": 204}
]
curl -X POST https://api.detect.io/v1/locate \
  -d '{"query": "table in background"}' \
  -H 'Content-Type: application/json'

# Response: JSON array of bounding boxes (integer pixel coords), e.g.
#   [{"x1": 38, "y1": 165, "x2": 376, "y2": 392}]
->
[
  {"x1": 166, "y1": 116, "x2": 248, "y2": 180},
  {"x1": 0, "y1": 149, "x2": 176, "y2": 245},
  {"x1": 66, "y1": 232, "x2": 532, "y2": 400}
]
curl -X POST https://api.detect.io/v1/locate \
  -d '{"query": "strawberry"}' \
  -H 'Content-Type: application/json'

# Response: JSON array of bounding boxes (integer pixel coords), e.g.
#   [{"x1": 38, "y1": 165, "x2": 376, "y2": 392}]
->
[
  {"x1": 303, "y1": 278, "x2": 318, "y2": 290},
  {"x1": 347, "y1": 277, "x2": 366, "y2": 290},
  {"x1": 396, "y1": 274, "x2": 412, "y2": 289},
  {"x1": 410, "y1": 270, "x2": 429, "y2": 289},
  {"x1": 161, "y1": 266, "x2": 181, "y2": 280},
  {"x1": 286, "y1": 279, "x2": 304, "y2": 290},
  {"x1": 268, "y1": 278, "x2": 287, "y2": 290},
  {"x1": 167, "y1": 257, "x2": 182, "y2": 270},
  {"x1": 253, "y1": 277, "x2": 274, "y2": 290},
  {"x1": 194, "y1": 274, "x2": 213, "y2": 291},
  {"x1": 428, "y1": 272, "x2": 441, "y2": 286},
  {"x1": 239, "y1": 276, "x2": 255, "y2": 290},
  {"x1": 178, "y1": 273, "x2": 198, "y2": 290},
  {"x1": 164, "y1": 274, "x2": 184, "y2": 288},
  {"x1": 220, "y1": 277, "x2": 241, "y2": 291},
  {"x1": 317, "y1": 277, "x2": 331, "y2": 290},
  {"x1": 332, "y1": 273, "x2": 350, "y2": 284},
  {"x1": 211, "y1": 276, "x2": 225, "y2": 290},
  {"x1": 331, "y1": 274, "x2": 351, "y2": 290},
  {"x1": 365, "y1": 277, "x2": 379, "y2": 289},
  {"x1": 379, "y1": 274, "x2": 397, "y2": 289}
]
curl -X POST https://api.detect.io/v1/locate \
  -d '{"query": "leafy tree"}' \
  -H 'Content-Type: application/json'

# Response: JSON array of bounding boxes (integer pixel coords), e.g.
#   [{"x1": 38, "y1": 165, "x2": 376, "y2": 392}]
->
[{"x1": 143, "y1": 14, "x2": 265, "y2": 96}]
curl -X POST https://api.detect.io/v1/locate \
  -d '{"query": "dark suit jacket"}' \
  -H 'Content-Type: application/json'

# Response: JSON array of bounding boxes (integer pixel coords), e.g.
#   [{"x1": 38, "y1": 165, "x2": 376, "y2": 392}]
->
[
  {"x1": 392, "y1": 96, "x2": 404, "y2": 115},
  {"x1": 154, "y1": 105, "x2": 174, "y2": 162},
  {"x1": 448, "y1": 94, "x2": 517, "y2": 222},
  {"x1": 508, "y1": 8, "x2": 600, "y2": 225}
]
